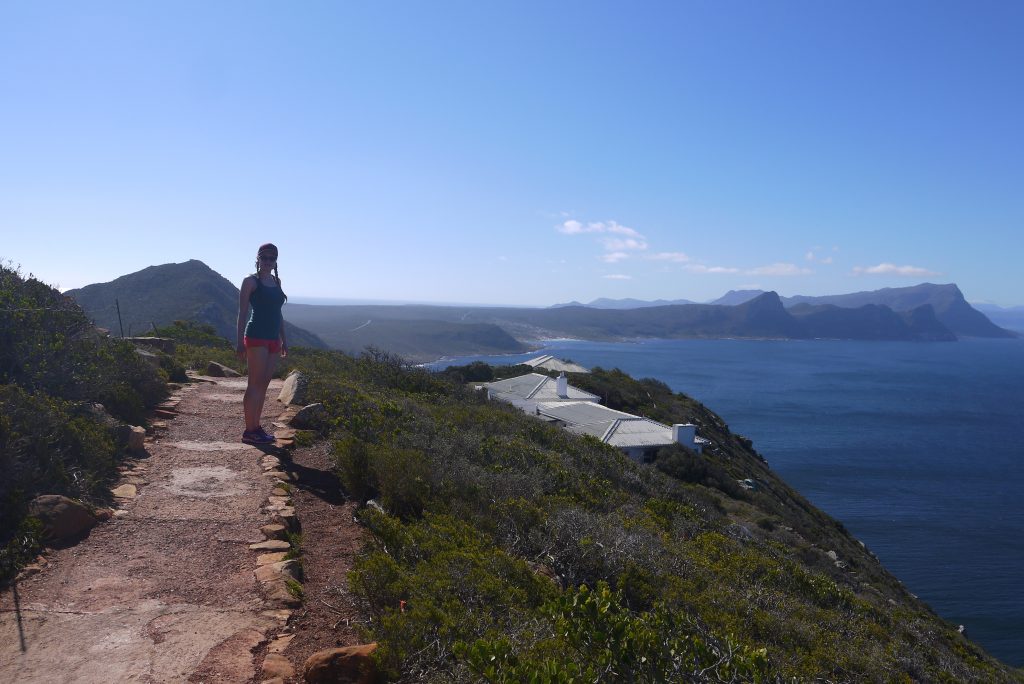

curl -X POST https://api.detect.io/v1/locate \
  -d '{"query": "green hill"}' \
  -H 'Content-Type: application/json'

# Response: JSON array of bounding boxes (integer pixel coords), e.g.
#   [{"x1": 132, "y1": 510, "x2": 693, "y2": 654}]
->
[
  {"x1": 269, "y1": 348, "x2": 1023, "y2": 681},
  {"x1": 1, "y1": 264, "x2": 169, "y2": 580},
  {"x1": 65, "y1": 260, "x2": 326, "y2": 348}
]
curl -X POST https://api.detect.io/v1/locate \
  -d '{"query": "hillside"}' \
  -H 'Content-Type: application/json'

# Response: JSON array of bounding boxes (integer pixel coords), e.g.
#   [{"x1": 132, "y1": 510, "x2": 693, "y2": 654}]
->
[
  {"x1": 4, "y1": 262, "x2": 1022, "y2": 679},
  {"x1": 65, "y1": 260, "x2": 326, "y2": 349},
  {"x1": 265, "y1": 349, "x2": 1023, "y2": 681},
  {"x1": 284, "y1": 304, "x2": 530, "y2": 362}
]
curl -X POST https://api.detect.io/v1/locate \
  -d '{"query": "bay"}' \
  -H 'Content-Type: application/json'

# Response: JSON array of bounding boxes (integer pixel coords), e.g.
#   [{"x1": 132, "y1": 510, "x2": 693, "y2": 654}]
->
[{"x1": 429, "y1": 338, "x2": 1024, "y2": 666}]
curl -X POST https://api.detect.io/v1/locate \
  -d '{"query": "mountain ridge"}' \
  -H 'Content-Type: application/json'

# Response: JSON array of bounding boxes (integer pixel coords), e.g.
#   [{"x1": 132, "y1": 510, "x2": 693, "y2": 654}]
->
[
  {"x1": 65, "y1": 259, "x2": 327, "y2": 348},
  {"x1": 559, "y1": 283, "x2": 1014, "y2": 339}
]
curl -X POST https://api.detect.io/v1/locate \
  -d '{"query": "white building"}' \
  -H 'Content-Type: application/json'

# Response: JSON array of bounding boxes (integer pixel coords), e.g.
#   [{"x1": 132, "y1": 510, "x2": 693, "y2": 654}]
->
[
  {"x1": 484, "y1": 372, "x2": 708, "y2": 460},
  {"x1": 522, "y1": 354, "x2": 590, "y2": 374},
  {"x1": 536, "y1": 401, "x2": 706, "y2": 461},
  {"x1": 482, "y1": 372, "x2": 599, "y2": 414}
]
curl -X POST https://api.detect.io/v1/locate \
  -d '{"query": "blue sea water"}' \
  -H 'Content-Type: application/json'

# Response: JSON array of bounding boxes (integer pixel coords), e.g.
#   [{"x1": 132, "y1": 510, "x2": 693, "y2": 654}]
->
[{"x1": 430, "y1": 338, "x2": 1024, "y2": 666}]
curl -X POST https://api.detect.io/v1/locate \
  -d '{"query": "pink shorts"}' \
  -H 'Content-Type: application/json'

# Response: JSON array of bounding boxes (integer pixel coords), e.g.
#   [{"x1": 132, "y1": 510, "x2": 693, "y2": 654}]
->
[{"x1": 243, "y1": 336, "x2": 282, "y2": 354}]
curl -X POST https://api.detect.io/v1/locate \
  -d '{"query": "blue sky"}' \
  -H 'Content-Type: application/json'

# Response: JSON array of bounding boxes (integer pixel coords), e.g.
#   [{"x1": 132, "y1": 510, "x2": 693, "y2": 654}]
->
[{"x1": 2, "y1": 2, "x2": 1022, "y2": 306}]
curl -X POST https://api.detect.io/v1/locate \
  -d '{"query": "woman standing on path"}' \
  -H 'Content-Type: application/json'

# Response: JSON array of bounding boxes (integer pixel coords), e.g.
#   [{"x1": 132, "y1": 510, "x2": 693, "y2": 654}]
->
[{"x1": 236, "y1": 243, "x2": 288, "y2": 444}]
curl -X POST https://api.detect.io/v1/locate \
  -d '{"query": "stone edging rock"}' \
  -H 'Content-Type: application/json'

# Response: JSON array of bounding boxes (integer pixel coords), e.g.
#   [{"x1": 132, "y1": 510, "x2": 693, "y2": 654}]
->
[{"x1": 248, "y1": 405, "x2": 308, "y2": 682}]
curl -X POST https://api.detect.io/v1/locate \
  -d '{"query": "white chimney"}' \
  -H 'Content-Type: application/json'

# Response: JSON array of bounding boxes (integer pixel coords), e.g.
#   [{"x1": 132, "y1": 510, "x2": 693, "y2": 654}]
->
[
  {"x1": 556, "y1": 372, "x2": 568, "y2": 398},
  {"x1": 672, "y1": 423, "x2": 696, "y2": 446}
]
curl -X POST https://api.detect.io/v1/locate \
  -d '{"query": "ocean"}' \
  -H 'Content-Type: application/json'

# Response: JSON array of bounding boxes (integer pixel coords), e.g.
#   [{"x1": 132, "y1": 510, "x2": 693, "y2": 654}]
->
[{"x1": 429, "y1": 338, "x2": 1024, "y2": 666}]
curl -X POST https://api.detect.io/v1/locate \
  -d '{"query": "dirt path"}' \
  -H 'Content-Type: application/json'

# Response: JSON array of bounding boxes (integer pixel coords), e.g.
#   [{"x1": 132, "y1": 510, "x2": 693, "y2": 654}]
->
[{"x1": 0, "y1": 375, "x2": 303, "y2": 683}]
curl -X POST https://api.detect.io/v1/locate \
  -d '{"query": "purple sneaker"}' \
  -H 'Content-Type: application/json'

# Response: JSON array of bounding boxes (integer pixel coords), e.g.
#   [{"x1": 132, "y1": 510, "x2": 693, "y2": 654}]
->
[
  {"x1": 256, "y1": 425, "x2": 276, "y2": 441},
  {"x1": 242, "y1": 428, "x2": 274, "y2": 445}
]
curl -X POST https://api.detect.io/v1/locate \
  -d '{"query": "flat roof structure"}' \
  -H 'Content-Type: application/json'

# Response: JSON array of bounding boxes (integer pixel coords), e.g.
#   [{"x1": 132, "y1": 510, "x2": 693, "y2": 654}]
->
[
  {"x1": 536, "y1": 401, "x2": 677, "y2": 449},
  {"x1": 522, "y1": 355, "x2": 590, "y2": 374},
  {"x1": 484, "y1": 373, "x2": 599, "y2": 405}
]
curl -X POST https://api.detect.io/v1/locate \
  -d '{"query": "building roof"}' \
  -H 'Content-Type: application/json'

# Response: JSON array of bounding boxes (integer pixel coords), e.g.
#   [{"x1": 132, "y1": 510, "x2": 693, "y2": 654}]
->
[
  {"x1": 536, "y1": 401, "x2": 677, "y2": 449},
  {"x1": 485, "y1": 373, "x2": 600, "y2": 404},
  {"x1": 522, "y1": 355, "x2": 590, "y2": 374}
]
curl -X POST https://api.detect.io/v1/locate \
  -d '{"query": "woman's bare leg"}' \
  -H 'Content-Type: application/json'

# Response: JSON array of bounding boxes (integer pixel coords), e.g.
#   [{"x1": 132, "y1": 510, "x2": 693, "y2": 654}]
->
[
  {"x1": 244, "y1": 346, "x2": 270, "y2": 431},
  {"x1": 254, "y1": 351, "x2": 280, "y2": 426}
]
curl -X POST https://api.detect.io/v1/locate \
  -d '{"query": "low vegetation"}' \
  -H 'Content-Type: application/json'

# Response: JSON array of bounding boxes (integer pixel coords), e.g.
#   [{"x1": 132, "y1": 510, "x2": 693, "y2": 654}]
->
[
  {"x1": 3, "y1": 271, "x2": 1019, "y2": 680},
  {"x1": 0, "y1": 264, "x2": 166, "y2": 580},
  {"x1": 273, "y1": 350, "x2": 1022, "y2": 682}
]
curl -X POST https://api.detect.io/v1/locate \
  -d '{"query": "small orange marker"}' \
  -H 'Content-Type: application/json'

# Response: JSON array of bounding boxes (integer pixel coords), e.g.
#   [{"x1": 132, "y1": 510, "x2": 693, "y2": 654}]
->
[{"x1": 399, "y1": 600, "x2": 407, "y2": 613}]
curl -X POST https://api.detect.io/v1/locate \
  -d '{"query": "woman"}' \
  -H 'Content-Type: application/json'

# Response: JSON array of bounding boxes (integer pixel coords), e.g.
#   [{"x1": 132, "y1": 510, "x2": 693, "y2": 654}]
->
[{"x1": 236, "y1": 243, "x2": 288, "y2": 444}]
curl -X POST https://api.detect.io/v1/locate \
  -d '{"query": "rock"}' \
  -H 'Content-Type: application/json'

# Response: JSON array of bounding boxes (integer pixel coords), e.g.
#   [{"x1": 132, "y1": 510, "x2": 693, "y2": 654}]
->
[
  {"x1": 128, "y1": 336, "x2": 177, "y2": 354},
  {"x1": 268, "y1": 634, "x2": 295, "y2": 653},
  {"x1": 135, "y1": 348, "x2": 160, "y2": 367},
  {"x1": 261, "y1": 523, "x2": 288, "y2": 541},
  {"x1": 274, "y1": 508, "x2": 300, "y2": 532},
  {"x1": 127, "y1": 426, "x2": 146, "y2": 453},
  {"x1": 206, "y1": 361, "x2": 241, "y2": 378},
  {"x1": 75, "y1": 403, "x2": 133, "y2": 449},
  {"x1": 262, "y1": 653, "x2": 295, "y2": 680},
  {"x1": 826, "y1": 550, "x2": 839, "y2": 562},
  {"x1": 303, "y1": 644, "x2": 380, "y2": 684},
  {"x1": 111, "y1": 484, "x2": 137, "y2": 499},
  {"x1": 289, "y1": 403, "x2": 326, "y2": 429},
  {"x1": 28, "y1": 495, "x2": 98, "y2": 544},
  {"x1": 263, "y1": 580, "x2": 303, "y2": 608},
  {"x1": 249, "y1": 539, "x2": 291, "y2": 552},
  {"x1": 257, "y1": 552, "x2": 288, "y2": 566},
  {"x1": 255, "y1": 559, "x2": 301, "y2": 584},
  {"x1": 277, "y1": 370, "x2": 310, "y2": 406}
]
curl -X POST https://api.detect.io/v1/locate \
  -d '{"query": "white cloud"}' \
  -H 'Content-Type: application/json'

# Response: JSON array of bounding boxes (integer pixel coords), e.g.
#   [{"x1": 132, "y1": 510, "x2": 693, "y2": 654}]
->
[
  {"x1": 806, "y1": 249, "x2": 834, "y2": 265},
  {"x1": 852, "y1": 263, "x2": 941, "y2": 277},
  {"x1": 746, "y1": 262, "x2": 813, "y2": 276},
  {"x1": 601, "y1": 252, "x2": 630, "y2": 263},
  {"x1": 603, "y1": 274, "x2": 632, "y2": 280},
  {"x1": 648, "y1": 251, "x2": 691, "y2": 263},
  {"x1": 557, "y1": 219, "x2": 643, "y2": 238},
  {"x1": 600, "y1": 236, "x2": 648, "y2": 252},
  {"x1": 604, "y1": 221, "x2": 642, "y2": 237},
  {"x1": 558, "y1": 219, "x2": 587, "y2": 234},
  {"x1": 685, "y1": 264, "x2": 740, "y2": 274}
]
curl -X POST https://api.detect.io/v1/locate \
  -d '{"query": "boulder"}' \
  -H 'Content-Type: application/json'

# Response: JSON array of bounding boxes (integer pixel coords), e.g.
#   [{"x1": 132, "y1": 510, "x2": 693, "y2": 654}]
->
[
  {"x1": 135, "y1": 347, "x2": 161, "y2": 367},
  {"x1": 262, "y1": 653, "x2": 295, "y2": 680},
  {"x1": 28, "y1": 495, "x2": 98, "y2": 544},
  {"x1": 128, "y1": 337, "x2": 176, "y2": 354},
  {"x1": 303, "y1": 644, "x2": 380, "y2": 684},
  {"x1": 127, "y1": 426, "x2": 146, "y2": 453},
  {"x1": 261, "y1": 523, "x2": 288, "y2": 541},
  {"x1": 278, "y1": 370, "x2": 310, "y2": 406},
  {"x1": 289, "y1": 403, "x2": 327, "y2": 429},
  {"x1": 206, "y1": 361, "x2": 241, "y2": 377},
  {"x1": 75, "y1": 403, "x2": 132, "y2": 449}
]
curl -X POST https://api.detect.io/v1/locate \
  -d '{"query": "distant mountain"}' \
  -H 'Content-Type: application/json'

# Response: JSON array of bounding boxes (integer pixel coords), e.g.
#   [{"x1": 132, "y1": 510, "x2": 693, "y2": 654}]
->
[
  {"x1": 788, "y1": 303, "x2": 956, "y2": 341},
  {"x1": 290, "y1": 292, "x2": 958, "y2": 350},
  {"x1": 550, "y1": 297, "x2": 697, "y2": 309},
  {"x1": 66, "y1": 260, "x2": 326, "y2": 348},
  {"x1": 284, "y1": 304, "x2": 530, "y2": 362},
  {"x1": 972, "y1": 303, "x2": 1024, "y2": 333},
  {"x1": 708, "y1": 290, "x2": 768, "y2": 306},
  {"x1": 782, "y1": 283, "x2": 1015, "y2": 338},
  {"x1": 701, "y1": 284, "x2": 1013, "y2": 339}
]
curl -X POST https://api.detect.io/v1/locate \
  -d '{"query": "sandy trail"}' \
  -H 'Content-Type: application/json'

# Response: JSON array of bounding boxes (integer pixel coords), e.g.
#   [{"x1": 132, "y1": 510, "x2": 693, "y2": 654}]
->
[{"x1": 0, "y1": 375, "x2": 294, "y2": 683}]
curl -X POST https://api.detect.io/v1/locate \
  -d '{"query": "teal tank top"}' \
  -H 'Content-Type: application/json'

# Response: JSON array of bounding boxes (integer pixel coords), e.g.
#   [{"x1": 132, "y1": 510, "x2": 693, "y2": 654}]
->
[{"x1": 244, "y1": 277, "x2": 286, "y2": 340}]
